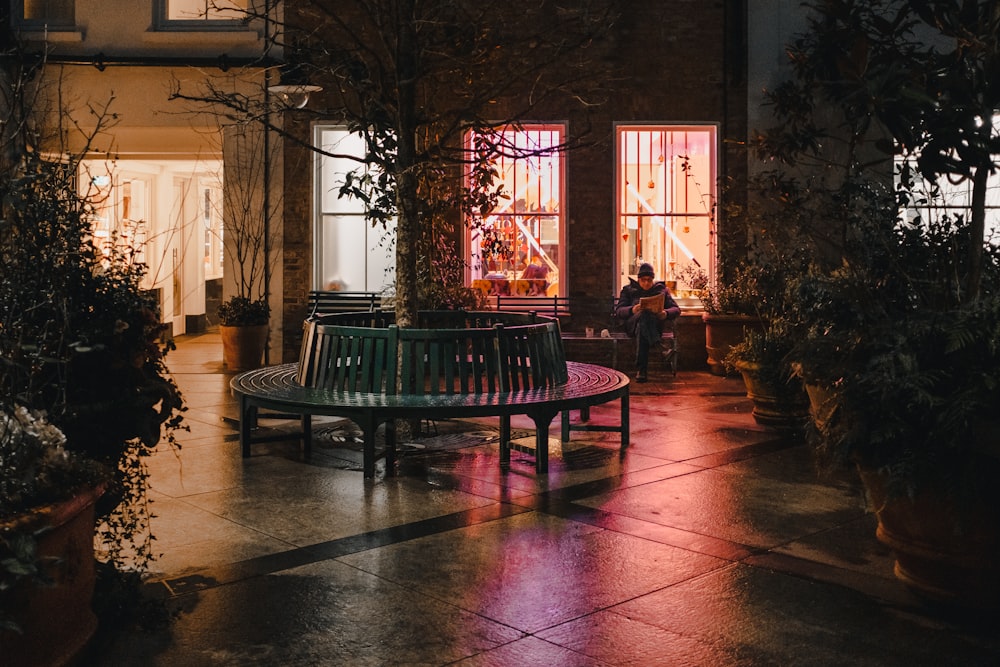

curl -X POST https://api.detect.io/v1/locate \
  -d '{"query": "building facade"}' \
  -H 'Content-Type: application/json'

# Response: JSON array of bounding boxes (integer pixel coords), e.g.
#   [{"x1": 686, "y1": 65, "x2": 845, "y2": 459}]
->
[{"x1": 5, "y1": 1, "x2": 809, "y2": 366}]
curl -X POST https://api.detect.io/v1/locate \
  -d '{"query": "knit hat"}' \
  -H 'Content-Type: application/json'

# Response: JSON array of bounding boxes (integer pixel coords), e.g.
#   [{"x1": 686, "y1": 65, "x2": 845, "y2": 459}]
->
[{"x1": 637, "y1": 262, "x2": 655, "y2": 278}]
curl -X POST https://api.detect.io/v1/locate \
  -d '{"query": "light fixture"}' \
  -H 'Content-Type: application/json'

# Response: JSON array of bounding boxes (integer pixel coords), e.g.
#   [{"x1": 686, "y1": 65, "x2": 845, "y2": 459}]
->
[{"x1": 267, "y1": 63, "x2": 322, "y2": 109}]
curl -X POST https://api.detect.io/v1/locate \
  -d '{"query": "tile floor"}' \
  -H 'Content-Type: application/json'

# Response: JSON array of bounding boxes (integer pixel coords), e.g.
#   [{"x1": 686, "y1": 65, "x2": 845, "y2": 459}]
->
[{"x1": 85, "y1": 331, "x2": 1000, "y2": 666}]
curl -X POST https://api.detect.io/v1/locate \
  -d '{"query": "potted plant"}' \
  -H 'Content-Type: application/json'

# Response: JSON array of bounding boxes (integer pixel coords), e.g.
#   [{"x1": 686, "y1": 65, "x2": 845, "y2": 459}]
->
[
  {"x1": 218, "y1": 295, "x2": 271, "y2": 371},
  {"x1": 700, "y1": 263, "x2": 764, "y2": 376},
  {"x1": 727, "y1": 320, "x2": 809, "y2": 431},
  {"x1": 1, "y1": 408, "x2": 108, "y2": 665},
  {"x1": 753, "y1": 0, "x2": 1000, "y2": 608},
  {"x1": 2, "y1": 57, "x2": 186, "y2": 657}
]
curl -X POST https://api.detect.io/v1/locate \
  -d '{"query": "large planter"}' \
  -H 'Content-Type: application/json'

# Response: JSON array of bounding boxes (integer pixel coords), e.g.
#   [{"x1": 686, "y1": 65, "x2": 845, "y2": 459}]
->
[
  {"x1": 803, "y1": 381, "x2": 838, "y2": 434},
  {"x1": 1, "y1": 485, "x2": 105, "y2": 666},
  {"x1": 735, "y1": 360, "x2": 809, "y2": 430},
  {"x1": 220, "y1": 323, "x2": 269, "y2": 371},
  {"x1": 702, "y1": 312, "x2": 763, "y2": 376},
  {"x1": 858, "y1": 466, "x2": 1000, "y2": 610}
]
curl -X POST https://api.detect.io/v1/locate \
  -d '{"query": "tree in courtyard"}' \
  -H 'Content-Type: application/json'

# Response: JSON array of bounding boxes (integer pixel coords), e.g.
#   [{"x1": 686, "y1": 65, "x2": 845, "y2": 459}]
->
[
  {"x1": 755, "y1": 0, "x2": 1000, "y2": 300},
  {"x1": 172, "y1": 0, "x2": 617, "y2": 327}
]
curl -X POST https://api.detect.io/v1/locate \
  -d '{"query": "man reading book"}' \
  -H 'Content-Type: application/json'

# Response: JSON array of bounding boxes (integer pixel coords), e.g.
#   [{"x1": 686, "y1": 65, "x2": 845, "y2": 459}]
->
[{"x1": 614, "y1": 262, "x2": 681, "y2": 382}]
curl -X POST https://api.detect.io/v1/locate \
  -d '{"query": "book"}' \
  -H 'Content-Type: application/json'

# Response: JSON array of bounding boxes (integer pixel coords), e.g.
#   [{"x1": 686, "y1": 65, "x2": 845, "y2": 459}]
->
[{"x1": 639, "y1": 293, "x2": 664, "y2": 313}]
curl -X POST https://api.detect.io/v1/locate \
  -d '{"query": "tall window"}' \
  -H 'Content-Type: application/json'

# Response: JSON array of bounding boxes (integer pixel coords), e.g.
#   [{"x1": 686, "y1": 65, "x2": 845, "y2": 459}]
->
[
  {"x1": 616, "y1": 125, "x2": 717, "y2": 293},
  {"x1": 202, "y1": 179, "x2": 224, "y2": 280},
  {"x1": 466, "y1": 124, "x2": 564, "y2": 298},
  {"x1": 14, "y1": 0, "x2": 74, "y2": 27},
  {"x1": 314, "y1": 126, "x2": 396, "y2": 292},
  {"x1": 156, "y1": 0, "x2": 248, "y2": 28}
]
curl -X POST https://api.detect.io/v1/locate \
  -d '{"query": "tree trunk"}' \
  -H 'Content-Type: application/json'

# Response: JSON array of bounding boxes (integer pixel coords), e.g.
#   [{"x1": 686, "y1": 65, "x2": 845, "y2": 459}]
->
[
  {"x1": 393, "y1": 0, "x2": 418, "y2": 330},
  {"x1": 966, "y1": 164, "x2": 988, "y2": 302}
]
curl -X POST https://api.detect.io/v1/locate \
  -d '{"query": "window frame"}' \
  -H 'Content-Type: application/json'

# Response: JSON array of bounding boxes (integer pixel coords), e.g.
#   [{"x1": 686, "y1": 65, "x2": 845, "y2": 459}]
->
[
  {"x1": 11, "y1": 0, "x2": 76, "y2": 29},
  {"x1": 464, "y1": 123, "x2": 566, "y2": 299},
  {"x1": 153, "y1": 0, "x2": 252, "y2": 32},
  {"x1": 614, "y1": 123, "x2": 718, "y2": 294}
]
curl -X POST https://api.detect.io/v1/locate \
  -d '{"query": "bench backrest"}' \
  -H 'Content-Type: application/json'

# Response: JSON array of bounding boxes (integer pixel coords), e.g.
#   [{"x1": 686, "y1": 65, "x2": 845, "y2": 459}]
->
[
  {"x1": 296, "y1": 318, "x2": 567, "y2": 396},
  {"x1": 307, "y1": 290, "x2": 383, "y2": 317},
  {"x1": 298, "y1": 320, "x2": 398, "y2": 393},
  {"x1": 491, "y1": 294, "x2": 569, "y2": 317}
]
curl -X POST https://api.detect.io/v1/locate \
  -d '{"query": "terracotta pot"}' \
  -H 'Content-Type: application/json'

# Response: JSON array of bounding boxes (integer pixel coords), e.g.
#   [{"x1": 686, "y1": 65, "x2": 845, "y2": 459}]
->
[
  {"x1": 803, "y1": 381, "x2": 838, "y2": 434},
  {"x1": 1, "y1": 485, "x2": 106, "y2": 666},
  {"x1": 220, "y1": 323, "x2": 269, "y2": 371},
  {"x1": 702, "y1": 313, "x2": 763, "y2": 376},
  {"x1": 858, "y1": 465, "x2": 1000, "y2": 609},
  {"x1": 735, "y1": 360, "x2": 809, "y2": 430}
]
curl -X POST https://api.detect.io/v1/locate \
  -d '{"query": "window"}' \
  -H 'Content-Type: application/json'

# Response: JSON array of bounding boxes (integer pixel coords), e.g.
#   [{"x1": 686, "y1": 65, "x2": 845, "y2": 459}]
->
[
  {"x1": 80, "y1": 165, "x2": 153, "y2": 285},
  {"x1": 314, "y1": 126, "x2": 396, "y2": 292},
  {"x1": 202, "y1": 179, "x2": 224, "y2": 280},
  {"x1": 616, "y1": 125, "x2": 717, "y2": 294},
  {"x1": 898, "y1": 115, "x2": 1000, "y2": 243},
  {"x1": 155, "y1": 0, "x2": 249, "y2": 29},
  {"x1": 13, "y1": 0, "x2": 75, "y2": 28},
  {"x1": 465, "y1": 124, "x2": 564, "y2": 298}
]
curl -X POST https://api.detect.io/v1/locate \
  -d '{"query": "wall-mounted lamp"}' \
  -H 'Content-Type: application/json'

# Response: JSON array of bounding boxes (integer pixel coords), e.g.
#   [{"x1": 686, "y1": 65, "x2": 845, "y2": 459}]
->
[{"x1": 267, "y1": 63, "x2": 322, "y2": 109}]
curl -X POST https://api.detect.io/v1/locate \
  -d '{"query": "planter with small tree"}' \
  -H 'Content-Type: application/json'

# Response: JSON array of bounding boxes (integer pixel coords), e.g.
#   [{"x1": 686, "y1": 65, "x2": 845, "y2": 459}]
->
[
  {"x1": 755, "y1": 0, "x2": 1000, "y2": 608},
  {"x1": 1, "y1": 56, "x2": 185, "y2": 658}
]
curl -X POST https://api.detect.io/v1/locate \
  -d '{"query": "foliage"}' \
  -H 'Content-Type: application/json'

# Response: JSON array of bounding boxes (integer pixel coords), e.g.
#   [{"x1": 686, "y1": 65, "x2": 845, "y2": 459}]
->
[
  {"x1": 1, "y1": 50, "x2": 186, "y2": 628},
  {"x1": 698, "y1": 264, "x2": 763, "y2": 316},
  {"x1": 676, "y1": 263, "x2": 708, "y2": 292},
  {"x1": 750, "y1": 0, "x2": 1000, "y2": 504},
  {"x1": 0, "y1": 408, "x2": 106, "y2": 521},
  {"x1": 217, "y1": 296, "x2": 271, "y2": 326},
  {"x1": 792, "y1": 206, "x2": 1000, "y2": 498}
]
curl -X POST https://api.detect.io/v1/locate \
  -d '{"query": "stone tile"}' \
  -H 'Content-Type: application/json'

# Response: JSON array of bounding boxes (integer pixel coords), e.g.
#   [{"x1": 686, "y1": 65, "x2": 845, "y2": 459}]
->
[
  {"x1": 97, "y1": 559, "x2": 524, "y2": 666},
  {"x1": 609, "y1": 563, "x2": 1000, "y2": 666},
  {"x1": 338, "y1": 511, "x2": 728, "y2": 634}
]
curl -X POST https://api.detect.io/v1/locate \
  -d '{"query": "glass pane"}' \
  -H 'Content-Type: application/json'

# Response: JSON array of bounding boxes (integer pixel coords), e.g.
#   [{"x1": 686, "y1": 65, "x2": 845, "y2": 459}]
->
[
  {"x1": 617, "y1": 126, "x2": 716, "y2": 294},
  {"x1": 167, "y1": 0, "x2": 246, "y2": 20},
  {"x1": 466, "y1": 125, "x2": 563, "y2": 297},
  {"x1": 23, "y1": 0, "x2": 74, "y2": 23},
  {"x1": 318, "y1": 129, "x2": 367, "y2": 214}
]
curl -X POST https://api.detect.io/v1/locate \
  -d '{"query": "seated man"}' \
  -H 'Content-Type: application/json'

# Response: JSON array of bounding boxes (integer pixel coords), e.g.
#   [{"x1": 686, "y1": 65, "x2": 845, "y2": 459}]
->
[{"x1": 615, "y1": 262, "x2": 681, "y2": 382}]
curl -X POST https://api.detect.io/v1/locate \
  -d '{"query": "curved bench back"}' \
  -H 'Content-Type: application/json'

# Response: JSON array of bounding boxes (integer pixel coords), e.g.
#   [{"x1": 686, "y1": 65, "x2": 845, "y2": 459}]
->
[
  {"x1": 310, "y1": 310, "x2": 553, "y2": 329},
  {"x1": 297, "y1": 318, "x2": 566, "y2": 396}
]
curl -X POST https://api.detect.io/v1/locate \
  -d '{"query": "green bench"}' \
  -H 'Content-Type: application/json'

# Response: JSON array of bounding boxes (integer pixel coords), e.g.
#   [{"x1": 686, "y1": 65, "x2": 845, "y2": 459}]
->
[
  {"x1": 231, "y1": 311, "x2": 630, "y2": 478},
  {"x1": 307, "y1": 290, "x2": 383, "y2": 317}
]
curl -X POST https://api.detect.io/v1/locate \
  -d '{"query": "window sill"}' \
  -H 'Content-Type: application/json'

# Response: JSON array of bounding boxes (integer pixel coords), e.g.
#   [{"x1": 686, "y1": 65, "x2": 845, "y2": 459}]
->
[
  {"x1": 17, "y1": 29, "x2": 84, "y2": 43},
  {"x1": 143, "y1": 29, "x2": 260, "y2": 45}
]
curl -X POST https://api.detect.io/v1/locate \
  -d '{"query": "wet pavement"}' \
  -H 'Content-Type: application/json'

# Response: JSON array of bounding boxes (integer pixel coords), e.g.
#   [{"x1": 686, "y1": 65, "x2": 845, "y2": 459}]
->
[{"x1": 88, "y1": 331, "x2": 1000, "y2": 666}]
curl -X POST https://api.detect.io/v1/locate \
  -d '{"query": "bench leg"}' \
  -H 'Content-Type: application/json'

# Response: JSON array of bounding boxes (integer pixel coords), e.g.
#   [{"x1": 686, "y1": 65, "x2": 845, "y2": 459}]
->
[
  {"x1": 384, "y1": 419, "x2": 397, "y2": 476},
  {"x1": 560, "y1": 405, "x2": 592, "y2": 443},
  {"x1": 239, "y1": 398, "x2": 256, "y2": 458},
  {"x1": 361, "y1": 412, "x2": 378, "y2": 479},
  {"x1": 302, "y1": 414, "x2": 312, "y2": 460},
  {"x1": 499, "y1": 415, "x2": 511, "y2": 467},
  {"x1": 529, "y1": 409, "x2": 558, "y2": 474},
  {"x1": 620, "y1": 391, "x2": 630, "y2": 449}
]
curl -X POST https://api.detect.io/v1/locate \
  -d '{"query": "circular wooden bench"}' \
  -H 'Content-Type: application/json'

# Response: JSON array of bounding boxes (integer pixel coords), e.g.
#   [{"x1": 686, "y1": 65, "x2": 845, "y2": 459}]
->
[{"x1": 231, "y1": 311, "x2": 630, "y2": 478}]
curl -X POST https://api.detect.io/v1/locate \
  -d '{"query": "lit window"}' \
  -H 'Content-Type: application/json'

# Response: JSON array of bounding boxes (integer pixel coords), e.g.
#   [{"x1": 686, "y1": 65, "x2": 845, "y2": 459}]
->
[
  {"x1": 14, "y1": 0, "x2": 75, "y2": 27},
  {"x1": 898, "y1": 114, "x2": 1000, "y2": 244},
  {"x1": 156, "y1": 0, "x2": 249, "y2": 29},
  {"x1": 465, "y1": 125, "x2": 564, "y2": 299},
  {"x1": 313, "y1": 126, "x2": 396, "y2": 292},
  {"x1": 616, "y1": 125, "x2": 717, "y2": 294}
]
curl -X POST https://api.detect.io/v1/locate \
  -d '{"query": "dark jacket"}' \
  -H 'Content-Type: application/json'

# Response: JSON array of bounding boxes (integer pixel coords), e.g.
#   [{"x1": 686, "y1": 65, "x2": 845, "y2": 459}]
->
[{"x1": 615, "y1": 279, "x2": 681, "y2": 337}]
